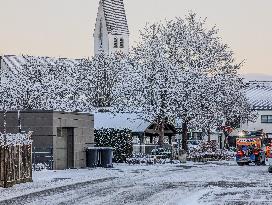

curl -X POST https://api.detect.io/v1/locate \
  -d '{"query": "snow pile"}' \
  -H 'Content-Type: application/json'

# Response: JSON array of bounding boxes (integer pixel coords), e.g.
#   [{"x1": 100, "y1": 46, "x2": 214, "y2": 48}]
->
[
  {"x1": 0, "y1": 132, "x2": 32, "y2": 145},
  {"x1": 33, "y1": 163, "x2": 48, "y2": 171},
  {"x1": 126, "y1": 153, "x2": 180, "y2": 165},
  {"x1": 126, "y1": 156, "x2": 154, "y2": 165},
  {"x1": 188, "y1": 141, "x2": 235, "y2": 161}
]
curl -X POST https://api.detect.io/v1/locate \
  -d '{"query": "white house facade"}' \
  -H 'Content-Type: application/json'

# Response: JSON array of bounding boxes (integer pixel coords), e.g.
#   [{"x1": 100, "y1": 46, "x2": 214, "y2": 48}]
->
[{"x1": 240, "y1": 81, "x2": 272, "y2": 136}]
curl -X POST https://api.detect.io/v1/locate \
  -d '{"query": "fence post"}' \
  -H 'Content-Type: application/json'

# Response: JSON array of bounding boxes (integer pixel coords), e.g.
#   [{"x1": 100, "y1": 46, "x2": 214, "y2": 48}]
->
[
  {"x1": 30, "y1": 144, "x2": 33, "y2": 179},
  {"x1": 33, "y1": 146, "x2": 36, "y2": 171},
  {"x1": 3, "y1": 134, "x2": 7, "y2": 188},
  {"x1": 18, "y1": 144, "x2": 21, "y2": 182},
  {"x1": 0, "y1": 132, "x2": 33, "y2": 188}
]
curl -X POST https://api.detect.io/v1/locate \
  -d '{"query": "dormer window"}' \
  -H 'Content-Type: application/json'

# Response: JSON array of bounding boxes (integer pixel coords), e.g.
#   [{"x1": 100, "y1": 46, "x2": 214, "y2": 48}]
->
[
  {"x1": 120, "y1": 38, "x2": 124, "y2": 48},
  {"x1": 114, "y1": 38, "x2": 118, "y2": 48}
]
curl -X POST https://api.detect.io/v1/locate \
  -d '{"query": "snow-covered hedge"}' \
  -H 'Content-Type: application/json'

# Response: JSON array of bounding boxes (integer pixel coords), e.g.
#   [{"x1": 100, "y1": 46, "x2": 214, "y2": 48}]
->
[
  {"x1": 94, "y1": 128, "x2": 133, "y2": 163},
  {"x1": 0, "y1": 132, "x2": 32, "y2": 145}
]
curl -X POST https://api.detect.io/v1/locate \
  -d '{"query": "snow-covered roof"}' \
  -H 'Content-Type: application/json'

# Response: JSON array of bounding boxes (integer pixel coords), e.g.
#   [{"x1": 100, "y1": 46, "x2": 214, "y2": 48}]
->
[
  {"x1": 94, "y1": 112, "x2": 149, "y2": 132},
  {"x1": 246, "y1": 81, "x2": 272, "y2": 110},
  {"x1": 101, "y1": 0, "x2": 129, "y2": 35},
  {"x1": 1, "y1": 55, "x2": 84, "y2": 73}
]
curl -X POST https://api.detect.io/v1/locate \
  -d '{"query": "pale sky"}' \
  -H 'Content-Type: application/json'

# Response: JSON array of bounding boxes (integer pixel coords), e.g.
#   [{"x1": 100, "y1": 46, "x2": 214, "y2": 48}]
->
[{"x1": 0, "y1": 0, "x2": 271, "y2": 75}]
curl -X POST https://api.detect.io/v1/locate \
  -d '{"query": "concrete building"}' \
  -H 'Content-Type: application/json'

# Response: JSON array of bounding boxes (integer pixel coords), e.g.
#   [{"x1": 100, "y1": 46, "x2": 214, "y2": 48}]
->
[
  {"x1": 0, "y1": 111, "x2": 94, "y2": 170},
  {"x1": 94, "y1": 0, "x2": 129, "y2": 55}
]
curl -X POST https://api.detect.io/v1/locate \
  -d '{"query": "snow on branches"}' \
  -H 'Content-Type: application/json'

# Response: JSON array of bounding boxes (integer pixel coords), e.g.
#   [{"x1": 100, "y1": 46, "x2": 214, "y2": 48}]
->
[
  {"x1": 76, "y1": 52, "x2": 127, "y2": 108},
  {"x1": 0, "y1": 132, "x2": 32, "y2": 145},
  {"x1": 0, "y1": 55, "x2": 84, "y2": 111},
  {"x1": 0, "y1": 53, "x2": 126, "y2": 112},
  {"x1": 188, "y1": 141, "x2": 235, "y2": 161},
  {"x1": 113, "y1": 12, "x2": 256, "y2": 147},
  {"x1": 0, "y1": 12, "x2": 256, "y2": 149},
  {"x1": 94, "y1": 128, "x2": 133, "y2": 163}
]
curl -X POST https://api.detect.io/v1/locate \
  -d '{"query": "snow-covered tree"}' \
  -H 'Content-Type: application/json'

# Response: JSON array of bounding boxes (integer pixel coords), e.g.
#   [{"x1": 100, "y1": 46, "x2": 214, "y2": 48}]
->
[
  {"x1": 114, "y1": 13, "x2": 256, "y2": 150},
  {"x1": 114, "y1": 24, "x2": 186, "y2": 146},
  {"x1": 0, "y1": 53, "x2": 127, "y2": 113},
  {"x1": 0, "y1": 55, "x2": 84, "y2": 111},
  {"x1": 76, "y1": 52, "x2": 127, "y2": 109},
  {"x1": 160, "y1": 13, "x2": 256, "y2": 147}
]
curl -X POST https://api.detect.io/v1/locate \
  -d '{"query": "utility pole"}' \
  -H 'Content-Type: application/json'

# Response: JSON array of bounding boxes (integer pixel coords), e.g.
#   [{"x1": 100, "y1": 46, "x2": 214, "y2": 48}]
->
[{"x1": 3, "y1": 133, "x2": 7, "y2": 188}]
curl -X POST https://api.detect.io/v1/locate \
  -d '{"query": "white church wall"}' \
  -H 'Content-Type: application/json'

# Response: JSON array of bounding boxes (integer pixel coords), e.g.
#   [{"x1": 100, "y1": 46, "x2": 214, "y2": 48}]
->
[
  {"x1": 93, "y1": 2, "x2": 110, "y2": 55},
  {"x1": 108, "y1": 34, "x2": 129, "y2": 54}
]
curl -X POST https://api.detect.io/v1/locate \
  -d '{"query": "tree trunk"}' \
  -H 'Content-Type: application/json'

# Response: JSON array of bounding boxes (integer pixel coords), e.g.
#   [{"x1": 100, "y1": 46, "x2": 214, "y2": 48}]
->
[
  {"x1": 182, "y1": 121, "x2": 188, "y2": 152},
  {"x1": 208, "y1": 129, "x2": 211, "y2": 142},
  {"x1": 223, "y1": 131, "x2": 229, "y2": 149},
  {"x1": 158, "y1": 122, "x2": 164, "y2": 147}
]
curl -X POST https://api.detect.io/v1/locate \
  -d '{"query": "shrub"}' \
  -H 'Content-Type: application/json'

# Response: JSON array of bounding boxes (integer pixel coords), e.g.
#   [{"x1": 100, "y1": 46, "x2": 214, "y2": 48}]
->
[{"x1": 94, "y1": 128, "x2": 133, "y2": 162}]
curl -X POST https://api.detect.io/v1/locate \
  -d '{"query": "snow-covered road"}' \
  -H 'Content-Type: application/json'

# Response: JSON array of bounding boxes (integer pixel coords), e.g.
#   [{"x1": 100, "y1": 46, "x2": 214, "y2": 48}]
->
[{"x1": 0, "y1": 161, "x2": 271, "y2": 205}]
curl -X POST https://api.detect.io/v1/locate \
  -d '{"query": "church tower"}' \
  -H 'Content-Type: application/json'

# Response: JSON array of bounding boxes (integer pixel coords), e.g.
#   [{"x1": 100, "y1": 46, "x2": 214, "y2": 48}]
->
[{"x1": 94, "y1": 0, "x2": 129, "y2": 55}]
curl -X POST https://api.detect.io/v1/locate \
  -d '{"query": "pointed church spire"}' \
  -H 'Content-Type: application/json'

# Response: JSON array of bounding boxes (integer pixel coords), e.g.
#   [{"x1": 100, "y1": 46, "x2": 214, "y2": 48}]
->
[
  {"x1": 94, "y1": 0, "x2": 129, "y2": 55},
  {"x1": 101, "y1": 0, "x2": 129, "y2": 35}
]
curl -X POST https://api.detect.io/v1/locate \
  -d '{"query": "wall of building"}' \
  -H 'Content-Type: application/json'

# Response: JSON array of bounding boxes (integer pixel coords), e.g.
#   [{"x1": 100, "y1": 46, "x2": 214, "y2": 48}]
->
[
  {"x1": 94, "y1": 2, "x2": 110, "y2": 55},
  {"x1": 53, "y1": 112, "x2": 94, "y2": 169},
  {"x1": 0, "y1": 111, "x2": 54, "y2": 149},
  {"x1": 241, "y1": 110, "x2": 272, "y2": 135},
  {"x1": 0, "y1": 111, "x2": 94, "y2": 170},
  {"x1": 108, "y1": 34, "x2": 129, "y2": 54}
]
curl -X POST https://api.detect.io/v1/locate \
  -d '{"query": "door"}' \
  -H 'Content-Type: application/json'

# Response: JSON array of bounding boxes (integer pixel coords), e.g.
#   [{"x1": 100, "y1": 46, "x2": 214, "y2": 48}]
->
[
  {"x1": 56, "y1": 127, "x2": 74, "y2": 169},
  {"x1": 66, "y1": 128, "x2": 74, "y2": 169}
]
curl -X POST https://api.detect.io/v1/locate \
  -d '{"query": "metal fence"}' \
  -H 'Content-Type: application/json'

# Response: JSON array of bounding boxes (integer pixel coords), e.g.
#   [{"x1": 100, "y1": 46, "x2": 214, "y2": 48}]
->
[{"x1": 32, "y1": 147, "x2": 54, "y2": 170}]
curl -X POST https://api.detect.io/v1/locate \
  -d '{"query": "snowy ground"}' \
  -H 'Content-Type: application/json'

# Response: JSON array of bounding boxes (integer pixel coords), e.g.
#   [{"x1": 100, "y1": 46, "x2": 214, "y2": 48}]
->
[{"x1": 0, "y1": 160, "x2": 272, "y2": 205}]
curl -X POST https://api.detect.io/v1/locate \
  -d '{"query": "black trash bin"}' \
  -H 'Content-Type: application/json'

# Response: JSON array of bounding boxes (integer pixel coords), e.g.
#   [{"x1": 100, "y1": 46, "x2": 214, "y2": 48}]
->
[
  {"x1": 86, "y1": 148, "x2": 98, "y2": 168},
  {"x1": 99, "y1": 148, "x2": 113, "y2": 168}
]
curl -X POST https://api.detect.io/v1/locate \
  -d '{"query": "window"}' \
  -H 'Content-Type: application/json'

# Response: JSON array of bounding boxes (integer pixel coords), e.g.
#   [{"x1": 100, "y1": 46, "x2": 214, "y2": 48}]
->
[
  {"x1": 57, "y1": 128, "x2": 63, "y2": 137},
  {"x1": 261, "y1": 115, "x2": 272, "y2": 123},
  {"x1": 120, "y1": 38, "x2": 124, "y2": 48},
  {"x1": 114, "y1": 38, "x2": 118, "y2": 48}
]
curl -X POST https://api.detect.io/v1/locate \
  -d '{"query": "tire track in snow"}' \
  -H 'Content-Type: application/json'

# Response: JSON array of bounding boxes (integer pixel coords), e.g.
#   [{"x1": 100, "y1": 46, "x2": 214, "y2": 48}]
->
[
  {"x1": 0, "y1": 177, "x2": 117, "y2": 205},
  {"x1": 38, "y1": 165, "x2": 198, "y2": 205}
]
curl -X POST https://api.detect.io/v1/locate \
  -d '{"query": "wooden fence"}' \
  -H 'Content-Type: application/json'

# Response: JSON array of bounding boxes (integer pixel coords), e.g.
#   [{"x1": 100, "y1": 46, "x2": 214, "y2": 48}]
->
[{"x1": 0, "y1": 133, "x2": 32, "y2": 188}]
